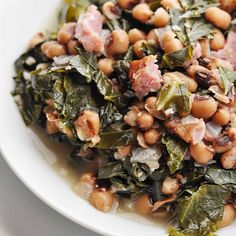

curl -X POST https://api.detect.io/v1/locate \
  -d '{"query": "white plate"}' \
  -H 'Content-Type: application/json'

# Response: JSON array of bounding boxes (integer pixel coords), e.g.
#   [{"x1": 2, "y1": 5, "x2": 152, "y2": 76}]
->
[{"x1": 0, "y1": 0, "x2": 234, "y2": 235}]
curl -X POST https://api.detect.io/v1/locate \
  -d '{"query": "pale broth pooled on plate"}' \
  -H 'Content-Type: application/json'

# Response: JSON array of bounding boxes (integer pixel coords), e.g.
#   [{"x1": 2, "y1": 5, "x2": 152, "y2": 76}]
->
[{"x1": 12, "y1": 0, "x2": 236, "y2": 235}]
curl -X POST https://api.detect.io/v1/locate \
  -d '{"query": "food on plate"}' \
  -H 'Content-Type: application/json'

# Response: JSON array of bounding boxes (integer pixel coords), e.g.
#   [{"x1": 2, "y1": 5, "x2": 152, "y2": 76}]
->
[{"x1": 12, "y1": 0, "x2": 236, "y2": 235}]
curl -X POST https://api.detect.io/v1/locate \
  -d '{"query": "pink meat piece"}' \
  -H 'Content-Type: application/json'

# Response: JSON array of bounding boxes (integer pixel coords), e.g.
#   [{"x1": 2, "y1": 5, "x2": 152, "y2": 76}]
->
[
  {"x1": 75, "y1": 5, "x2": 106, "y2": 53},
  {"x1": 129, "y1": 55, "x2": 163, "y2": 99},
  {"x1": 165, "y1": 117, "x2": 206, "y2": 145},
  {"x1": 184, "y1": 42, "x2": 202, "y2": 67},
  {"x1": 211, "y1": 31, "x2": 236, "y2": 67}
]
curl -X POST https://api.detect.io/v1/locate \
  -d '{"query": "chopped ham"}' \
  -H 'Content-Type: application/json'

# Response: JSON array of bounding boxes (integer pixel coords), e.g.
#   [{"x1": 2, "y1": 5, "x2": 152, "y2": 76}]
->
[
  {"x1": 211, "y1": 31, "x2": 236, "y2": 68},
  {"x1": 75, "y1": 5, "x2": 108, "y2": 53},
  {"x1": 129, "y1": 55, "x2": 162, "y2": 99},
  {"x1": 165, "y1": 117, "x2": 206, "y2": 145}
]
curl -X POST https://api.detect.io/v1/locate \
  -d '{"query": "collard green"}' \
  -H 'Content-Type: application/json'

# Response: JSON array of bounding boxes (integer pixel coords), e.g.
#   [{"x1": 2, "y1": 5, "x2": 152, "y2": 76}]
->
[
  {"x1": 156, "y1": 81, "x2": 191, "y2": 115},
  {"x1": 218, "y1": 67, "x2": 236, "y2": 95},
  {"x1": 160, "y1": 46, "x2": 193, "y2": 69},
  {"x1": 176, "y1": 185, "x2": 227, "y2": 236},
  {"x1": 12, "y1": 1, "x2": 236, "y2": 235},
  {"x1": 162, "y1": 135, "x2": 188, "y2": 174},
  {"x1": 96, "y1": 129, "x2": 135, "y2": 149},
  {"x1": 205, "y1": 167, "x2": 236, "y2": 193}
]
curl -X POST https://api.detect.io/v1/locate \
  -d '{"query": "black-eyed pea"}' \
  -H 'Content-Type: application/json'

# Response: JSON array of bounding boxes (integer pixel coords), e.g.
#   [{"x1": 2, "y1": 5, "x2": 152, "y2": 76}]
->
[
  {"x1": 74, "y1": 110, "x2": 100, "y2": 141},
  {"x1": 57, "y1": 22, "x2": 76, "y2": 45},
  {"x1": 118, "y1": 0, "x2": 134, "y2": 9},
  {"x1": 124, "y1": 107, "x2": 140, "y2": 126},
  {"x1": 212, "y1": 106, "x2": 230, "y2": 126},
  {"x1": 220, "y1": 146, "x2": 236, "y2": 169},
  {"x1": 107, "y1": 29, "x2": 129, "y2": 55},
  {"x1": 28, "y1": 32, "x2": 45, "y2": 48},
  {"x1": 102, "y1": 1, "x2": 121, "y2": 19},
  {"x1": 152, "y1": 7, "x2": 170, "y2": 27},
  {"x1": 67, "y1": 39, "x2": 79, "y2": 55},
  {"x1": 191, "y1": 95, "x2": 218, "y2": 119},
  {"x1": 41, "y1": 41, "x2": 66, "y2": 58},
  {"x1": 74, "y1": 173, "x2": 96, "y2": 199},
  {"x1": 205, "y1": 7, "x2": 231, "y2": 30},
  {"x1": 217, "y1": 204, "x2": 236, "y2": 228},
  {"x1": 136, "y1": 111, "x2": 154, "y2": 129},
  {"x1": 98, "y1": 58, "x2": 114, "y2": 76},
  {"x1": 160, "y1": 0, "x2": 181, "y2": 10},
  {"x1": 143, "y1": 129, "x2": 161, "y2": 145},
  {"x1": 210, "y1": 28, "x2": 225, "y2": 51},
  {"x1": 163, "y1": 38, "x2": 183, "y2": 53},
  {"x1": 89, "y1": 189, "x2": 116, "y2": 212},
  {"x1": 161, "y1": 177, "x2": 179, "y2": 195},
  {"x1": 128, "y1": 28, "x2": 146, "y2": 44},
  {"x1": 132, "y1": 3, "x2": 153, "y2": 23},
  {"x1": 190, "y1": 142, "x2": 215, "y2": 164}
]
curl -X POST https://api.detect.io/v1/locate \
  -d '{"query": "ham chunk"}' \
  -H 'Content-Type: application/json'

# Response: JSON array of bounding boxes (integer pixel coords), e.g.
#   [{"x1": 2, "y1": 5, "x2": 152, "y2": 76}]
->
[
  {"x1": 75, "y1": 5, "x2": 107, "y2": 53},
  {"x1": 129, "y1": 55, "x2": 162, "y2": 99},
  {"x1": 165, "y1": 117, "x2": 206, "y2": 145},
  {"x1": 211, "y1": 31, "x2": 236, "y2": 68}
]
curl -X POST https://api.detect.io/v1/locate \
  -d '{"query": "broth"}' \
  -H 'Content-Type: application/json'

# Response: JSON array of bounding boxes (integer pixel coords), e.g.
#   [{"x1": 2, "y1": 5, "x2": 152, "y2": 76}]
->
[{"x1": 29, "y1": 126, "x2": 166, "y2": 227}]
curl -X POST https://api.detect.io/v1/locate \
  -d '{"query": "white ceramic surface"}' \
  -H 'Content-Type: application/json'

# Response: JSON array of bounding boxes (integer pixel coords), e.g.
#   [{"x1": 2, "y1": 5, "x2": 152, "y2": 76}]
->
[
  {"x1": 0, "y1": 0, "x2": 234, "y2": 235},
  {"x1": 0, "y1": 156, "x2": 100, "y2": 236}
]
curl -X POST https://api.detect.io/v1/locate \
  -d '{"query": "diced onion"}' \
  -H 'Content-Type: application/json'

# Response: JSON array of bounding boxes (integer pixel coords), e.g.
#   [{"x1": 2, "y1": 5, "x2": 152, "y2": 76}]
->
[
  {"x1": 131, "y1": 146, "x2": 162, "y2": 172},
  {"x1": 181, "y1": 114, "x2": 199, "y2": 125},
  {"x1": 206, "y1": 121, "x2": 222, "y2": 139},
  {"x1": 53, "y1": 55, "x2": 73, "y2": 65}
]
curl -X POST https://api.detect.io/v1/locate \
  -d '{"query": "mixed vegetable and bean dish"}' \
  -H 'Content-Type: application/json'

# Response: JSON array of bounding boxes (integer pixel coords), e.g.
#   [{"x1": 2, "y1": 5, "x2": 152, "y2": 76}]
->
[{"x1": 12, "y1": 0, "x2": 236, "y2": 235}]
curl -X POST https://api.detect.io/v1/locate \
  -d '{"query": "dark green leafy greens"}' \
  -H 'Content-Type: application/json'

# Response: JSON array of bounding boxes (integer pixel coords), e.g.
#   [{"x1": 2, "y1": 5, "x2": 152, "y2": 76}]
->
[
  {"x1": 98, "y1": 158, "x2": 151, "y2": 197},
  {"x1": 70, "y1": 49, "x2": 97, "y2": 82},
  {"x1": 70, "y1": 48, "x2": 120, "y2": 104},
  {"x1": 12, "y1": 1, "x2": 236, "y2": 235},
  {"x1": 140, "y1": 41, "x2": 163, "y2": 61},
  {"x1": 218, "y1": 67, "x2": 236, "y2": 95},
  {"x1": 176, "y1": 185, "x2": 227, "y2": 236},
  {"x1": 162, "y1": 135, "x2": 188, "y2": 174},
  {"x1": 105, "y1": 18, "x2": 130, "y2": 31},
  {"x1": 169, "y1": 9, "x2": 188, "y2": 45},
  {"x1": 12, "y1": 72, "x2": 45, "y2": 126},
  {"x1": 99, "y1": 102, "x2": 123, "y2": 130},
  {"x1": 96, "y1": 129, "x2": 135, "y2": 149},
  {"x1": 156, "y1": 81, "x2": 191, "y2": 115},
  {"x1": 205, "y1": 167, "x2": 236, "y2": 193},
  {"x1": 169, "y1": 0, "x2": 216, "y2": 45},
  {"x1": 160, "y1": 46, "x2": 193, "y2": 69},
  {"x1": 12, "y1": 44, "x2": 50, "y2": 126},
  {"x1": 149, "y1": 0, "x2": 161, "y2": 11},
  {"x1": 185, "y1": 19, "x2": 212, "y2": 44},
  {"x1": 61, "y1": 77, "x2": 97, "y2": 120}
]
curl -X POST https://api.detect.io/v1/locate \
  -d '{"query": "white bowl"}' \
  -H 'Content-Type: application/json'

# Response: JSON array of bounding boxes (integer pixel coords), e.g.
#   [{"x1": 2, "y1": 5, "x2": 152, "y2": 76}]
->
[{"x1": 0, "y1": 0, "x2": 234, "y2": 235}]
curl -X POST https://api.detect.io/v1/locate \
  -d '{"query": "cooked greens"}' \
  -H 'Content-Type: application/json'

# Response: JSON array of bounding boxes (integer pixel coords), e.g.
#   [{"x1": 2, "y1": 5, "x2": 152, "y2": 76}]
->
[
  {"x1": 176, "y1": 185, "x2": 227, "y2": 236},
  {"x1": 162, "y1": 135, "x2": 188, "y2": 174},
  {"x1": 160, "y1": 46, "x2": 193, "y2": 69},
  {"x1": 156, "y1": 81, "x2": 191, "y2": 114},
  {"x1": 12, "y1": 0, "x2": 236, "y2": 235}
]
